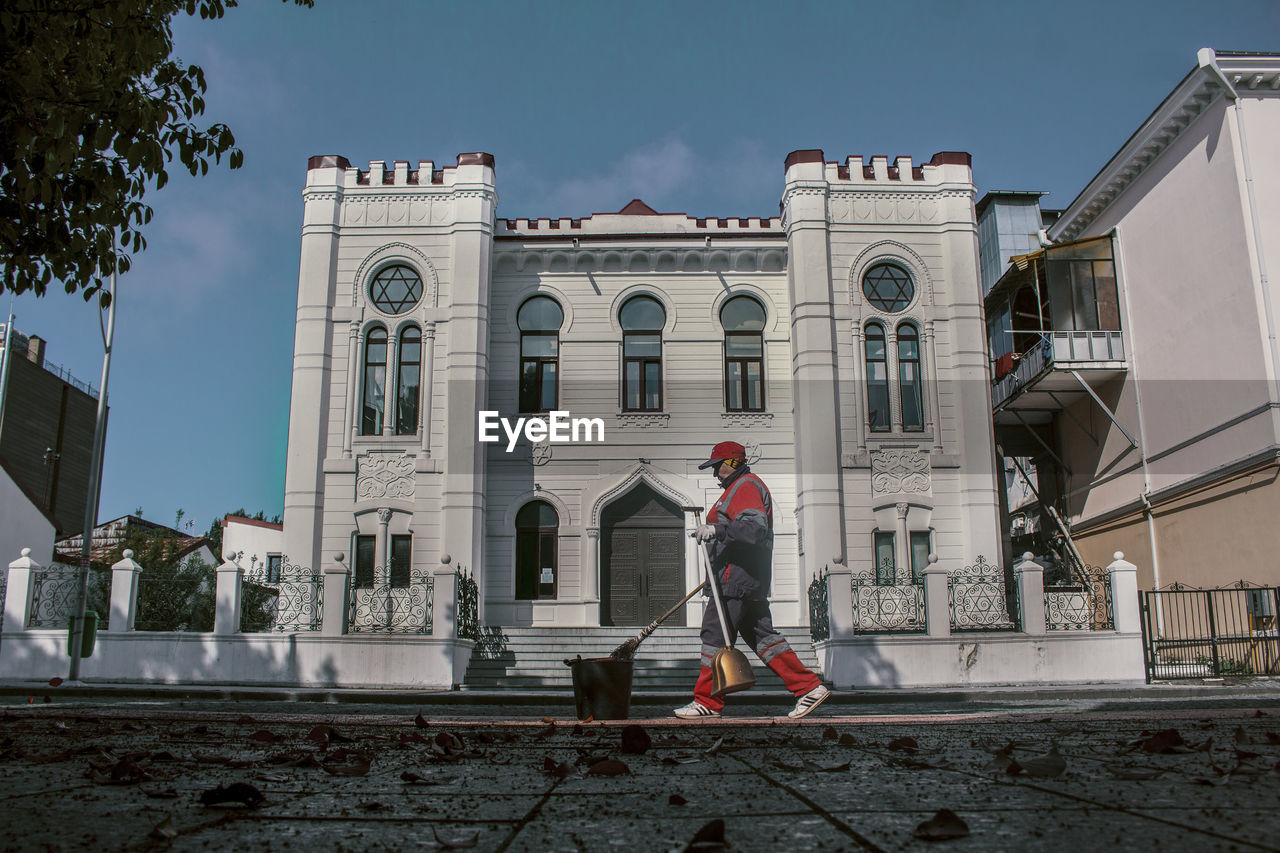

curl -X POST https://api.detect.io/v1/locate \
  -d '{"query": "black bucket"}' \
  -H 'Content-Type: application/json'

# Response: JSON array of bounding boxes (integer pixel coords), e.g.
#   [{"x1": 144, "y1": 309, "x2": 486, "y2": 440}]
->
[{"x1": 565, "y1": 656, "x2": 633, "y2": 720}]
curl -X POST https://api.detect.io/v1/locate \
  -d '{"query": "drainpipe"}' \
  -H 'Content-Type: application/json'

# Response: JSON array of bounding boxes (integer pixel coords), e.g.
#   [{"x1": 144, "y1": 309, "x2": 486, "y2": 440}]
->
[
  {"x1": 1198, "y1": 48, "x2": 1280, "y2": 409},
  {"x1": 1112, "y1": 226, "x2": 1162, "y2": 633}
]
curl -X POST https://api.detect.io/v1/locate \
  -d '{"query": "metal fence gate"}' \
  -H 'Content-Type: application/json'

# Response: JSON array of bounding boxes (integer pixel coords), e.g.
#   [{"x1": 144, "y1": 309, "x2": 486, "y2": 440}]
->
[{"x1": 1139, "y1": 584, "x2": 1280, "y2": 681}]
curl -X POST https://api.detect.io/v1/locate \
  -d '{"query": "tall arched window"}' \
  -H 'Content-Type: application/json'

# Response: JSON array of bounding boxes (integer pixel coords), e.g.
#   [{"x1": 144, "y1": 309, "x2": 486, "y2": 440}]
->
[
  {"x1": 362, "y1": 327, "x2": 388, "y2": 435},
  {"x1": 515, "y1": 500, "x2": 559, "y2": 600},
  {"x1": 897, "y1": 323, "x2": 924, "y2": 432},
  {"x1": 865, "y1": 323, "x2": 890, "y2": 432},
  {"x1": 518, "y1": 296, "x2": 563, "y2": 413},
  {"x1": 620, "y1": 295, "x2": 664, "y2": 412},
  {"x1": 721, "y1": 295, "x2": 765, "y2": 412},
  {"x1": 395, "y1": 327, "x2": 421, "y2": 435}
]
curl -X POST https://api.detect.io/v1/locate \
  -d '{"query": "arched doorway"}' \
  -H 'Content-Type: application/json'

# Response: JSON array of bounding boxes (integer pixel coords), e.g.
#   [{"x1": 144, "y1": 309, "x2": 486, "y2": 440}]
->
[{"x1": 600, "y1": 484, "x2": 686, "y2": 627}]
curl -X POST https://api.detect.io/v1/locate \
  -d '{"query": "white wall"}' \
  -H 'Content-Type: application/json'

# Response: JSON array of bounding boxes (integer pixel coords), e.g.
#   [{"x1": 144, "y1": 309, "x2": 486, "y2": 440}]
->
[
  {"x1": 0, "y1": 467, "x2": 55, "y2": 566},
  {"x1": 221, "y1": 517, "x2": 283, "y2": 573}
]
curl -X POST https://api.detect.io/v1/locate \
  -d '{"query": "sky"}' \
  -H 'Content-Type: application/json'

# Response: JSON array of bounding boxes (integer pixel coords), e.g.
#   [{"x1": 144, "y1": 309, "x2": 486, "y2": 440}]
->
[{"x1": 6, "y1": 0, "x2": 1278, "y2": 539}]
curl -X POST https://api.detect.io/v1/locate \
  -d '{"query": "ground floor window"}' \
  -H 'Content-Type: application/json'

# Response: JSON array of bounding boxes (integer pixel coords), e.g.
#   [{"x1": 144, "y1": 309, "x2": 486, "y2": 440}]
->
[
  {"x1": 354, "y1": 535, "x2": 375, "y2": 589},
  {"x1": 515, "y1": 501, "x2": 558, "y2": 600}
]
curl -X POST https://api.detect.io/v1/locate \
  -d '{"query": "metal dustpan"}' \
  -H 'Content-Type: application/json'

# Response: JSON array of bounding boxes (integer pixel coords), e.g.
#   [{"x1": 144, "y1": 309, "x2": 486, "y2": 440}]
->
[{"x1": 698, "y1": 540, "x2": 755, "y2": 698}]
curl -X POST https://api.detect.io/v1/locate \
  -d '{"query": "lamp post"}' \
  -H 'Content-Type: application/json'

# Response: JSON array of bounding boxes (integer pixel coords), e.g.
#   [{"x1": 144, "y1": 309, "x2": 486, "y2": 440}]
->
[{"x1": 68, "y1": 238, "x2": 117, "y2": 682}]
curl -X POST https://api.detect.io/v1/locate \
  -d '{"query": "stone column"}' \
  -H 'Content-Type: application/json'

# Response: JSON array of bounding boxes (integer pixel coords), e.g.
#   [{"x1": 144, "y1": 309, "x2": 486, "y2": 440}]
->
[
  {"x1": 375, "y1": 508, "x2": 391, "y2": 584},
  {"x1": 420, "y1": 321, "x2": 436, "y2": 454},
  {"x1": 214, "y1": 555, "x2": 242, "y2": 634},
  {"x1": 886, "y1": 326, "x2": 901, "y2": 432},
  {"x1": 783, "y1": 150, "x2": 846, "y2": 590},
  {"x1": 850, "y1": 323, "x2": 866, "y2": 451},
  {"x1": 1107, "y1": 551, "x2": 1140, "y2": 634},
  {"x1": 321, "y1": 555, "x2": 351, "y2": 636},
  {"x1": 4, "y1": 548, "x2": 40, "y2": 631},
  {"x1": 1015, "y1": 552, "x2": 1046, "y2": 635},
  {"x1": 383, "y1": 327, "x2": 399, "y2": 437},
  {"x1": 923, "y1": 557, "x2": 950, "y2": 637},
  {"x1": 825, "y1": 565, "x2": 855, "y2": 639},
  {"x1": 584, "y1": 528, "x2": 601, "y2": 625},
  {"x1": 107, "y1": 549, "x2": 143, "y2": 632},
  {"x1": 894, "y1": 502, "x2": 911, "y2": 581},
  {"x1": 923, "y1": 320, "x2": 943, "y2": 452},
  {"x1": 344, "y1": 321, "x2": 360, "y2": 457},
  {"x1": 432, "y1": 567, "x2": 457, "y2": 637}
]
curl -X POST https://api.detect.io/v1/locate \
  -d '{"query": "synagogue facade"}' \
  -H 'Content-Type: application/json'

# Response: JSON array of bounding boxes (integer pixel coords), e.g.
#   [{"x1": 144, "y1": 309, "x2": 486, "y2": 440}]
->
[{"x1": 282, "y1": 149, "x2": 1001, "y2": 628}]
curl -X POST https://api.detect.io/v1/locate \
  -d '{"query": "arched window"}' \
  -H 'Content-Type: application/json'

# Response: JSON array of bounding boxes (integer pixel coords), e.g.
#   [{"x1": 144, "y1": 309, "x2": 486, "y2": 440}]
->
[
  {"x1": 620, "y1": 295, "x2": 664, "y2": 412},
  {"x1": 515, "y1": 500, "x2": 559, "y2": 600},
  {"x1": 361, "y1": 327, "x2": 388, "y2": 435},
  {"x1": 862, "y1": 262, "x2": 915, "y2": 312},
  {"x1": 721, "y1": 295, "x2": 765, "y2": 412},
  {"x1": 395, "y1": 327, "x2": 421, "y2": 435},
  {"x1": 518, "y1": 296, "x2": 563, "y2": 413},
  {"x1": 865, "y1": 323, "x2": 890, "y2": 432},
  {"x1": 897, "y1": 323, "x2": 923, "y2": 432}
]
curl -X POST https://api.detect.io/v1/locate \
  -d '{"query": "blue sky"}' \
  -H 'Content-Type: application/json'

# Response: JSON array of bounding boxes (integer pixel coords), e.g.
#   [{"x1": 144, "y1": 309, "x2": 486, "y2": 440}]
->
[{"x1": 7, "y1": 0, "x2": 1277, "y2": 538}]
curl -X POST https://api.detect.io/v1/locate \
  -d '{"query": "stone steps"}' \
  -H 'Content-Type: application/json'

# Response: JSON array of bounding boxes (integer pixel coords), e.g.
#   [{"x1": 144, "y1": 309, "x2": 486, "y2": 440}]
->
[{"x1": 461, "y1": 626, "x2": 822, "y2": 689}]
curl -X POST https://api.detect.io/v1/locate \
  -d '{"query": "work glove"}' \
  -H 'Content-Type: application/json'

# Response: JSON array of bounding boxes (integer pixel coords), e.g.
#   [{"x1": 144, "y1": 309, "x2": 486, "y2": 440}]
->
[{"x1": 693, "y1": 524, "x2": 717, "y2": 543}]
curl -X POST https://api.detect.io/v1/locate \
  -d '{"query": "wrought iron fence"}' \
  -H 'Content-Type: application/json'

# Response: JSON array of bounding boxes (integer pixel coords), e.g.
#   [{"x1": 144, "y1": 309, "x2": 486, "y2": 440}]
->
[
  {"x1": 949, "y1": 556, "x2": 1018, "y2": 631},
  {"x1": 1140, "y1": 582, "x2": 1279, "y2": 681},
  {"x1": 808, "y1": 568, "x2": 830, "y2": 643},
  {"x1": 241, "y1": 557, "x2": 323, "y2": 632},
  {"x1": 851, "y1": 561, "x2": 925, "y2": 633},
  {"x1": 28, "y1": 563, "x2": 110, "y2": 629},
  {"x1": 349, "y1": 565, "x2": 434, "y2": 634},
  {"x1": 456, "y1": 566, "x2": 478, "y2": 640},
  {"x1": 1045, "y1": 565, "x2": 1113, "y2": 631}
]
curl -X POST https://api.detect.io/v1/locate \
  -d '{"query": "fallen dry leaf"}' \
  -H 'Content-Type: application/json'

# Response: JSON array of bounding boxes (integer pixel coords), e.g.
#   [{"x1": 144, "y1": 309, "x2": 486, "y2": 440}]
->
[
  {"x1": 322, "y1": 750, "x2": 372, "y2": 777},
  {"x1": 1142, "y1": 729, "x2": 1188, "y2": 754},
  {"x1": 542, "y1": 756, "x2": 579, "y2": 779},
  {"x1": 822, "y1": 727, "x2": 838, "y2": 740},
  {"x1": 705, "y1": 737, "x2": 725, "y2": 755},
  {"x1": 669, "y1": 793, "x2": 688, "y2": 805},
  {"x1": 199, "y1": 782, "x2": 265, "y2": 808},
  {"x1": 1019, "y1": 745, "x2": 1066, "y2": 778},
  {"x1": 838, "y1": 733, "x2": 856, "y2": 746},
  {"x1": 681, "y1": 818, "x2": 727, "y2": 852},
  {"x1": 914, "y1": 809, "x2": 970, "y2": 841},
  {"x1": 148, "y1": 816, "x2": 177, "y2": 840},
  {"x1": 248, "y1": 730, "x2": 283, "y2": 743},
  {"x1": 414, "y1": 713, "x2": 430, "y2": 729},
  {"x1": 887, "y1": 737, "x2": 919, "y2": 753},
  {"x1": 586, "y1": 758, "x2": 630, "y2": 776},
  {"x1": 48, "y1": 677, "x2": 63, "y2": 687},
  {"x1": 234, "y1": 714, "x2": 257, "y2": 725},
  {"x1": 431, "y1": 827, "x2": 480, "y2": 849},
  {"x1": 803, "y1": 760, "x2": 851, "y2": 773},
  {"x1": 620, "y1": 725, "x2": 651, "y2": 755}
]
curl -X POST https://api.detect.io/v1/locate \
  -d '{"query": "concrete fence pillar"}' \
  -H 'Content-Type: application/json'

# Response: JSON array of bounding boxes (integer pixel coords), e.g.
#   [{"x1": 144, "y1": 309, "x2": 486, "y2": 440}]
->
[
  {"x1": 432, "y1": 568, "x2": 457, "y2": 637},
  {"x1": 1015, "y1": 552, "x2": 1046, "y2": 635},
  {"x1": 4, "y1": 548, "x2": 40, "y2": 631},
  {"x1": 1107, "y1": 551, "x2": 1140, "y2": 634},
  {"x1": 214, "y1": 555, "x2": 243, "y2": 634},
  {"x1": 923, "y1": 557, "x2": 950, "y2": 637},
  {"x1": 107, "y1": 550, "x2": 143, "y2": 632},
  {"x1": 321, "y1": 556, "x2": 351, "y2": 636},
  {"x1": 825, "y1": 567, "x2": 854, "y2": 639}
]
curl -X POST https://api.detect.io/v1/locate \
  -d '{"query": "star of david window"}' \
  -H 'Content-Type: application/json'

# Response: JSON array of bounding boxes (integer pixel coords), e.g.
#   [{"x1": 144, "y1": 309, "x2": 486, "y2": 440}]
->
[
  {"x1": 370, "y1": 264, "x2": 423, "y2": 314},
  {"x1": 862, "y1": 263, "x2": 915, "y2": 313}
]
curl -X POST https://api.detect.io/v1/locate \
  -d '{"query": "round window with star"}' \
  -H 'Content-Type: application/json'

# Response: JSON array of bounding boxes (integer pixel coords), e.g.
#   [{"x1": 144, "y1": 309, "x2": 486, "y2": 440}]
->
[
  {"x1": 861, "y1": 262, "x2": 915, "y2": 313},
  {"x1": 369, "y1": 264, "x2": 423, "y2": 314}
]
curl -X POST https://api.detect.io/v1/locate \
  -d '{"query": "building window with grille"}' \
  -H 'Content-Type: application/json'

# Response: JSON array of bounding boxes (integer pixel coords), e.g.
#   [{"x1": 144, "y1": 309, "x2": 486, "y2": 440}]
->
[
  {"x1": 515, "y1": 501, "x2": 558, "y2": 600},
  {"x1": 721, "y1": 295, "x2": 765, "y2": 412},
  {"x1": 620, "y1": 295, "x2": 664, "y2": 412},
  {"x1": 395, "y1": 327, "x2": 421, "y2": 435},
  {"x1": 862, "y1": 262, "x2": 915, "y2": 312},
  {"x1": 874, "y1": 531, "x2": 895, "y2": 584},
  {"x1": 865, "y1": 323, "x2": 890, "y2": 432},
  {"x1": 361, "y1": 328, "x2": 388, "y2": 435},
  {"x1": 389, "y1": 534, "x2": 411, "y2": 589},
  {"x1": 354, "y1": 534, "x2": 375, "y2": 589},
  {"x1": 266, "y1": 553, "x2": 282, "y2": 584},
  {"x1": 909, "y1": 531, "x2": 932, "y2": 582},
  {"x1": 518, "y1": 296, "x2": 563, "y2": 413},
  {"x1": 897, "y1": 323, "x2": 924, "y2": 432}
]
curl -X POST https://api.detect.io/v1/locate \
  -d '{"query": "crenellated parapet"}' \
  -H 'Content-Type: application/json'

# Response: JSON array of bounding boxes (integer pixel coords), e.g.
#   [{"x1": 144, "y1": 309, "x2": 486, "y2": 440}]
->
[{"x1": 302, "y1": 153, "x2": 498, "y2": 229}]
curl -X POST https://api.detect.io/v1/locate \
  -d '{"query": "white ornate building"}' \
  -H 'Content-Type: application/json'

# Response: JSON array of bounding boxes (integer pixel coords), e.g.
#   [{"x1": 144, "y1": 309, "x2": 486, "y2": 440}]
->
[{"x1": 283, "y1": 148, "x2": 1002, "y2": 630}]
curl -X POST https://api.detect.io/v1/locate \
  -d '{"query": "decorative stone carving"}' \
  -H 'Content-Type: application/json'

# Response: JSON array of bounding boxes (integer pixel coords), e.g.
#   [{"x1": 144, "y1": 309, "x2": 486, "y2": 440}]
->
[
  {"x1": 357, "y1": 451, "x2": 415, "y2": 500},
  {"x1": 530, "y1": 440, "x2": 552, "y2": 466},
  {"x1": 871, "y1": 449, "x2": 931, "y2": 495},
  {"x1": 721, "y1": 412, "x2": 773, "y2": 430},
  {"x1": 616, "y1": 413, "x2": 670, "y2": 429}
]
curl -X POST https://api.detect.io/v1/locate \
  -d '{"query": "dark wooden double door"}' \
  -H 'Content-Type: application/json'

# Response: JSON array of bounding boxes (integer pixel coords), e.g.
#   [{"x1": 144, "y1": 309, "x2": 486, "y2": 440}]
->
[{"x1": 601, "y1": 486, "x2": 686, "y2": 627}]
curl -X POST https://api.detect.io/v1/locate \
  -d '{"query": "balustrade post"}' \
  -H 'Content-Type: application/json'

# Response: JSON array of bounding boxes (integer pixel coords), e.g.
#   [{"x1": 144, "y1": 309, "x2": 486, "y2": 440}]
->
[
  {"x1": 107, "y1": 549, "x2": 143, "y2": 632},
  {"x1": 923, "y1": 557, "x2": 950, "y2": 637},
  {"x1": 321, "y1": 555, "x2": 351, "y2": 636},
  {"x1": 1107, "y1": 551, "x2": 1139, "y2": 633},
  {"x1": 214, "y1": 554, "x2": 243, "y2": 634},
  {"x1": 432, "y1": 568, "x2": 458, "y2": 637},
  {"x1": 1015, "y1": 552, "x2": 1046, "y2": 635},
  {"x1": 4, "y1": 548, "x2": 40, "y2": 631},
  {"x1": 825, "y1": 567, "x2": 854, "y2": 639}
]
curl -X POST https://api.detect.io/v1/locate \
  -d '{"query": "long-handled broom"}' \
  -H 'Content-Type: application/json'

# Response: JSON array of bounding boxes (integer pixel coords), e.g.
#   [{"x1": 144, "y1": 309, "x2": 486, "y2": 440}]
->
[{"x1": 609, "y1": 581, "x2": 706, "y2": 661}]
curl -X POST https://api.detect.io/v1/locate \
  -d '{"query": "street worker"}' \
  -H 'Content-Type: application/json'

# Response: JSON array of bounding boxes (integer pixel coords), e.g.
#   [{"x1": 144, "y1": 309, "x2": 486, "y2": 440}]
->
[{"x1": 674, "y1": 440, "x2": 831, "y2": 719}]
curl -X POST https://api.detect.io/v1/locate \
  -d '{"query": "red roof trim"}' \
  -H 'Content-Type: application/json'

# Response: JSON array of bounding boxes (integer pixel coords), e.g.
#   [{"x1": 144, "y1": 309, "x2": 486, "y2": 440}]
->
[
  {"x1": 784, "y1": 149, "x2": 825, "y2": 169},
  {"x1": 222, "y1": 515, "x2": 284, "y2": 531},
  {"x1": 307, "y1": 155, "x2": 351, "y2": 170}
]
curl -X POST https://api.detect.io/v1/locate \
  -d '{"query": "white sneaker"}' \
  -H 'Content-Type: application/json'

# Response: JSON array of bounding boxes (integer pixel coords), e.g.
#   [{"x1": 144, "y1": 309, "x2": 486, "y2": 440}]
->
[
  {"x1": 674, "y1": 701, "x2": 721, "y2": 719},
  {"x1": 787, "y1": 684, "x2": 831, "y2": 719}
]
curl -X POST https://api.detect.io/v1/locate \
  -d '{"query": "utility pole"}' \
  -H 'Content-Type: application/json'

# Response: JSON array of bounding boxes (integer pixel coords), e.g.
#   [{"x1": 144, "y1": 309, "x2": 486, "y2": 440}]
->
[{"x1": 68, "y1": 240, "x2": 117, "y2": 682}]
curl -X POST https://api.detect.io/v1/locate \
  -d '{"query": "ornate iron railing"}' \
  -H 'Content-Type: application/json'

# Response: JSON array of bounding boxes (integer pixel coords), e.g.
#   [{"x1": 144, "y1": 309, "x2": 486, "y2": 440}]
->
[
  {"x1": 1045, "y1": 565, "x2": 1113, "y2": 631},
  {"x1": 456, "y1": 566, "x2": 478, "y2": 640},
  {"x1": 851, "y1": 562, "x2": 925, "y2": 633},
  {"x1": 349, "y1": 565, "x2": 434, "y2": 634},
  {"x1": 808, "y1": 568, "x2": 830, "y2": 643},
  {"x1": 241, "y1": 557, "x2": 323, "y2": 632},
  {"x1": 949, "y1": 556, "x2": 1018, "y2": 631},
  {"x1": 28, "y1": 563, "x2": 110, "y2": 629}
]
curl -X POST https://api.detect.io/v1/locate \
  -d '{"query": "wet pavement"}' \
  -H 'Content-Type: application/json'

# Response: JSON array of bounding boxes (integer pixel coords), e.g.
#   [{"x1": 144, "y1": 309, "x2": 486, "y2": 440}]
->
[{"x1": 0, "y1": 683, "x2": 1278, "y2": 852}]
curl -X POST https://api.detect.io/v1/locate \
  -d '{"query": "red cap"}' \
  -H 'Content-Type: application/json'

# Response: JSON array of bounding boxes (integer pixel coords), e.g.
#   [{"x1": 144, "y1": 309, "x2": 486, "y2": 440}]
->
[{"x1": 698, "y1": 441, "x2": 747, "y2": 469}]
